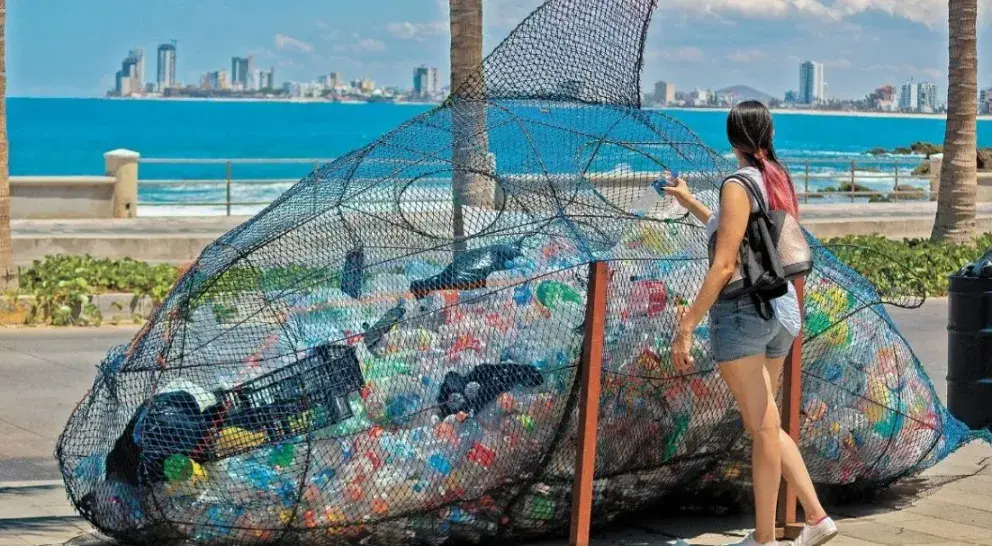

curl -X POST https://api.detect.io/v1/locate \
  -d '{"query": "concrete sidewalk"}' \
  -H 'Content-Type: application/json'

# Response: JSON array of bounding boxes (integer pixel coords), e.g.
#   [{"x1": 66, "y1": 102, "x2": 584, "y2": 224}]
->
[{"x1": 1, "y1": 440, "x2": 989, "y2": 545}]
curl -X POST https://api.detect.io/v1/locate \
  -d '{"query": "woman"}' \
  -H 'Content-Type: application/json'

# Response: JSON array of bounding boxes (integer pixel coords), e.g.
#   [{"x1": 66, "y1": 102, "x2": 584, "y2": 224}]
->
[{"x1": 662, "y1": 101, "x2": 838, "y2": 546}]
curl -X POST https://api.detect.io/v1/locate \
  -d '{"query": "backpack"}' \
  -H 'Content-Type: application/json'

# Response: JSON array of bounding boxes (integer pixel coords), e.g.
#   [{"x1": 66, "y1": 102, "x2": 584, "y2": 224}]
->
[{"x1": 707, "y1": 171, "x2": 813, "y2": 319}]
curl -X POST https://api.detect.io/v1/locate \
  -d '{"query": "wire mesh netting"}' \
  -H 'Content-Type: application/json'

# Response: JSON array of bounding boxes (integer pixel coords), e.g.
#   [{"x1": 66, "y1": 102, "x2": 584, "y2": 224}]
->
[{"x1": 57, "y1": 0, "x2": 983, "y2": 544}]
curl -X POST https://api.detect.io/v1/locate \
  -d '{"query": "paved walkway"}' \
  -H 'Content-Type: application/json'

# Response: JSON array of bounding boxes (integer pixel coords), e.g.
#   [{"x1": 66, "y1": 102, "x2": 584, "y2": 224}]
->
[
  {"x1": 2, "y1": 299, "x2": 989, "y2": 545},
  {"x1": 2, "y1": 440, "x2": 989, "y2": 546}
]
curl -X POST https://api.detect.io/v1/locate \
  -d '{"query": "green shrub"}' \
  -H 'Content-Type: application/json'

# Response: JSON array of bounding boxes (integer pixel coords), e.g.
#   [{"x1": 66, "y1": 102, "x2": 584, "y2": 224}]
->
[
  {"x1": 19, "y1": 255, "x2": 178, "y2": 302},
  {"x1": 823, "y1": 234, "x2": 992, "y2": 297},
  {"x1": 16, "y1": 255, "x2": 178, "y2": 325}
]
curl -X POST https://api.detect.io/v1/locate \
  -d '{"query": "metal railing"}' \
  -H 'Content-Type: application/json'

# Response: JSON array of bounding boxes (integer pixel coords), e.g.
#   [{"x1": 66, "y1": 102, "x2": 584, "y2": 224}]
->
[
  {"x1": 137, "y1": 156, "x2": 933, "y2": 215},
  {"x1": 783, "y1": 158, "x2": 932, "y2": 203}
]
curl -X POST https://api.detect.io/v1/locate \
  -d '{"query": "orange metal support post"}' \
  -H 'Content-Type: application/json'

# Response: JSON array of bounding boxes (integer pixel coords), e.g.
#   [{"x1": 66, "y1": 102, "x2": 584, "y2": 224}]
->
[
  {"x1": 569, "y1": 261, "x2": 608, "y2": 546},
  {"x1": 777, "y1": 278, "x2": 805, "y2": 540}
]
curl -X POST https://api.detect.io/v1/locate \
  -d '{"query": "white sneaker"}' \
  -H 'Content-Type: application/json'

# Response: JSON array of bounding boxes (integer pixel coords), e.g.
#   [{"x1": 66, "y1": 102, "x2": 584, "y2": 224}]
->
[
  {"x1": 723, "y1": 532, "x2": 779, "y2": 546},
  {"x1": 794, "y1": 516, "x2": 839, "y2": 546}
]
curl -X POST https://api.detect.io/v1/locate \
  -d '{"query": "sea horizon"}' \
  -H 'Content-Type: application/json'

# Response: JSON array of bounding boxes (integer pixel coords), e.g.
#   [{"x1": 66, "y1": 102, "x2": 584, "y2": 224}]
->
[
  {"x1": 4, "y1": 96, "x2": 969, "y2": 216},
  {"x1": 7, "y1": 95, "x2": 983, "y2": 121}
]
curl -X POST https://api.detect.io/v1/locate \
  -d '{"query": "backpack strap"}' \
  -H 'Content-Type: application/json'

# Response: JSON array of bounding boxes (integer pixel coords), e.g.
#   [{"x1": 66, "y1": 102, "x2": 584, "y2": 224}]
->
[{"x1": 722, "y1": 171, "x2": 768, "y2": 213}]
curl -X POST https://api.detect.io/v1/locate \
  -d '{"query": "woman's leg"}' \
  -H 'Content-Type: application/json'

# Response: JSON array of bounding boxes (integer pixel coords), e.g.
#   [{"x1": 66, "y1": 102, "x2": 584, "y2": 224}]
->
[
  {"x1": 718, "y1": 355, "x2": 782, "y2": 544},
  {"x1": 765, "y1": 355, "x2": 828, "y2": 524}
]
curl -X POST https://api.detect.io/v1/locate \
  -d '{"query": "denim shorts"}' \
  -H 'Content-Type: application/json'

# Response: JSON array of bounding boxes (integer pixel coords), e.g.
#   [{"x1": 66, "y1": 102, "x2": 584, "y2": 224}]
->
[{"x1": 709, "y1": 296, "x2": 796, "y2": 363}]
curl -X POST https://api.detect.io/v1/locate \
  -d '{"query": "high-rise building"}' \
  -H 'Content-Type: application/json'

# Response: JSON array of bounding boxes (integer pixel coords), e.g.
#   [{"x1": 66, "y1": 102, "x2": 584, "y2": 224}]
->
[
  {"x1": 157, "y1": 41, "x2": 178, "y2": 91},
  {"x1": 413, "y1": 65, "x2": 440, "y2": 97},
  {"x1": 352, "y1": 78, "x2": 375, "y2": 93},
  {"x1": 654, "y1": 81, "x2": 676, "y2": 105},
  {"x1": 414, "y1": 66, "x2": 428, "y2": 95},
  {"x1": 200, "y1": 70, "x2": 230, "y2": 91},
  {"x1": 129, "y1": 49, "x2": 145, "y2": 91},
  {"x1": 231, "y1": 56, "x2": 254, "y2": 90},
  {"x1": 689, "y1": 88, "x2": 711, "y2": 107},
  {"x1": 319, "y1": 72, "x2": 343, "y2": 91},
  {"x1": 250, "y1": 67, "x2": 275, "y2": 91},
  {"x1": 799, "y1": 61, "x2": 825, "y2": 105},
  {"x1": 114, "y1": 49, "x2": 144, "y2": 96},
  {"x1": 899, "y1": 80, "x2": 918, "y2": 111},
  {"x1": 917, "y1": 81, "x2": 938, "y2": 113},
  {"x1": 981, "y1": 88, "x2": 992, "y2": 115}
]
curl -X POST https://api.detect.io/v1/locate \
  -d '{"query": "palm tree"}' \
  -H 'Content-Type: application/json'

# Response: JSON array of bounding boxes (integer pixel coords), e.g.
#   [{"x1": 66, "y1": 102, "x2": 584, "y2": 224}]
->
[
  {"x1": 0, "y1": 0, "x2": 16, "y2": 291},
  {"x1": 449, "y1": 0, "x2": 491, "y2": 249},
  {"x1": 932, "y1": 0, "x2": 978, "y2": 243}
]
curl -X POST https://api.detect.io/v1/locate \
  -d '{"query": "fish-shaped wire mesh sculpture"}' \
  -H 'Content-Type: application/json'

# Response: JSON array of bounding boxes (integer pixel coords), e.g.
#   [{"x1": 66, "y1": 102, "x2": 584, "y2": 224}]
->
[{"x1": 57, "y1": 0, "x2": 984, "y2": 544}]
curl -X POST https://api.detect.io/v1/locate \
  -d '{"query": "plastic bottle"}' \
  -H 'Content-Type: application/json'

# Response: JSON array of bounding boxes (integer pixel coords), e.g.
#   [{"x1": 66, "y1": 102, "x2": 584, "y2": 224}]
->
[
  {"x1": 341, "y1": 246, "x2": 366, "y2": 299},
  {"x1": 629, "y1": 171, "x2": 677, "y2": 217}
]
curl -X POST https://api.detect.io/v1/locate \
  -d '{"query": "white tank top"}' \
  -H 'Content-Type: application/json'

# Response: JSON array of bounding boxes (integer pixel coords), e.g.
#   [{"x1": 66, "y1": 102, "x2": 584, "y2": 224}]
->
[{"x1": 708, "y1": 166, "x2": 801, "y2": 336}]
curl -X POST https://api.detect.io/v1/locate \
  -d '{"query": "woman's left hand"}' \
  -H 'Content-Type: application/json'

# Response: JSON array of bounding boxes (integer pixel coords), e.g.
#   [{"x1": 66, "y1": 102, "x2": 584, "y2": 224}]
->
[{"x1": 672, "y1": 325, "x2": 695, "y2": 371}]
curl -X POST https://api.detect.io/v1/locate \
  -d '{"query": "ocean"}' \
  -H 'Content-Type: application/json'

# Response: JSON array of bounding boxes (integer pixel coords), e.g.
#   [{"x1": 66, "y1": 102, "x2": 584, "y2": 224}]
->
[{"x1": 7, "y1": 98, "x2": 976, "y2": 215}]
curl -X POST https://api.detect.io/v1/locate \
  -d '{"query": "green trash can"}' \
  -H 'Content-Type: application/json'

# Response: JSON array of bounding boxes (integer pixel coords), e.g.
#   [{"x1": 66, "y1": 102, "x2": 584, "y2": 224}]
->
[{"x1": 947, "y1": 252, "x2": 992, "y2": 430}]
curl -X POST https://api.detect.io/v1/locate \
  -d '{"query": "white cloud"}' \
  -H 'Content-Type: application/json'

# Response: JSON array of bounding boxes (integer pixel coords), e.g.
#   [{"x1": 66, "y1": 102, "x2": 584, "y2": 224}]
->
[
  {"x1": 248, "y1": 47, "x2": 299, "y2": 68},
  {"x1": 360, "y1": 39, "x2": 387, "y2": 52},
  {"x1": 485, "y1": 0, "x2": 545, "y2": 27},
  {"x1": 824, "y1": 58, "x2": 853, "y2": 69},
  {"x1": 274, "y1": 33, "x2": 314, "y2": 54},
  {"x1": 861, "y1": 63, "x2": 945, "y2": 80},
  {"x1": 387, "y1": 21, "x2": 448, "y2": 40},
  {"x1": 662, "y1": 0, "x2": 792, "y2": 18},
  {"x1": 653, "y1": 47, "x2": 706, "y2": 63},
  {"x1": 661, "y1": 0, "x2": 992, "y2": 27},
  {"x1": 727, "y1": 49, "x2": 766, "y2": 63},
  {"x1": 333, "y1": 38, "x2": 387, "y2": 54},
  {"x1": 793, "y1": 0, "x2": 844, "y2": 20}
]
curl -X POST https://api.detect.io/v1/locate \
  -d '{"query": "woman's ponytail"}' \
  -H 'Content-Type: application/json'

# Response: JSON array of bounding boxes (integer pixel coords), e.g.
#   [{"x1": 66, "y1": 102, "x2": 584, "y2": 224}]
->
[{"x1": 755, "y1": 150, "x2": 799, "y2": 218}]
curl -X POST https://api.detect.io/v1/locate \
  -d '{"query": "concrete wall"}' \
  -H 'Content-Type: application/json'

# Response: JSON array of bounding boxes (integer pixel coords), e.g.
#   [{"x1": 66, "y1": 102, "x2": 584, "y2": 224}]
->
[
  {"x1": 10, "y1": 149, "x2": 140, "y2": 220},
  {"x1": 11, "y1": 177, "x2": 116, "y2": 219},
  {"x1": 805, "y1": 216, "x2": 992, "y2": 239},
  {"x1": 929, "y1": 156, "x2": 992, "y2": 202}
]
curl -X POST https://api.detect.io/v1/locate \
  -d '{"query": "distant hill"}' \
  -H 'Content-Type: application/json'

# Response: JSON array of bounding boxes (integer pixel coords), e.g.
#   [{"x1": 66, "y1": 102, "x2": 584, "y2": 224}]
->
[{"x1": 716, "y1": 85, "x2": 777, "y2": 104}]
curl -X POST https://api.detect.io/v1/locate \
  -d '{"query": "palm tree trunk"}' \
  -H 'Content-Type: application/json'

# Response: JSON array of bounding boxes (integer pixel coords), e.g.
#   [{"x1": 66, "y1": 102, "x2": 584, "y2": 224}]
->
[
  {"x1": 0, "y1": 0, "x2": 17, "y2": 291},
  {"x1": 449, "y1": 0, "x2": 491, "y2": 250},
  {"x1": 932, "y1": 0, "x2": 978, "y2": 243}
]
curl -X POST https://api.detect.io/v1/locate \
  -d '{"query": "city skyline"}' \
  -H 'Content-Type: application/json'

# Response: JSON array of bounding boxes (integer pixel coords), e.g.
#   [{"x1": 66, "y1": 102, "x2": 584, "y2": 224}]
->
[
  {"x1": 109, "y1": 39, "x2": 948, "y2": 113},
  {"x1": 648, "y1": 59, "x2": 943, "y2": 115},
  {"x1": 109, "y1": 40, "x2": 447, "y2": 102},
  {"x1": 8, "y1": 0, "x2": 992, "y2": 98}
]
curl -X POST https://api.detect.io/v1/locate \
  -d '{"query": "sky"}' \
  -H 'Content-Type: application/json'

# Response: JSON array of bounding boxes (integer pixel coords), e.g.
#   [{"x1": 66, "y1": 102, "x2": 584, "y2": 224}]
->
[{"x1": 6, "y1": 0, "x2": 992, "y2": 99}]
